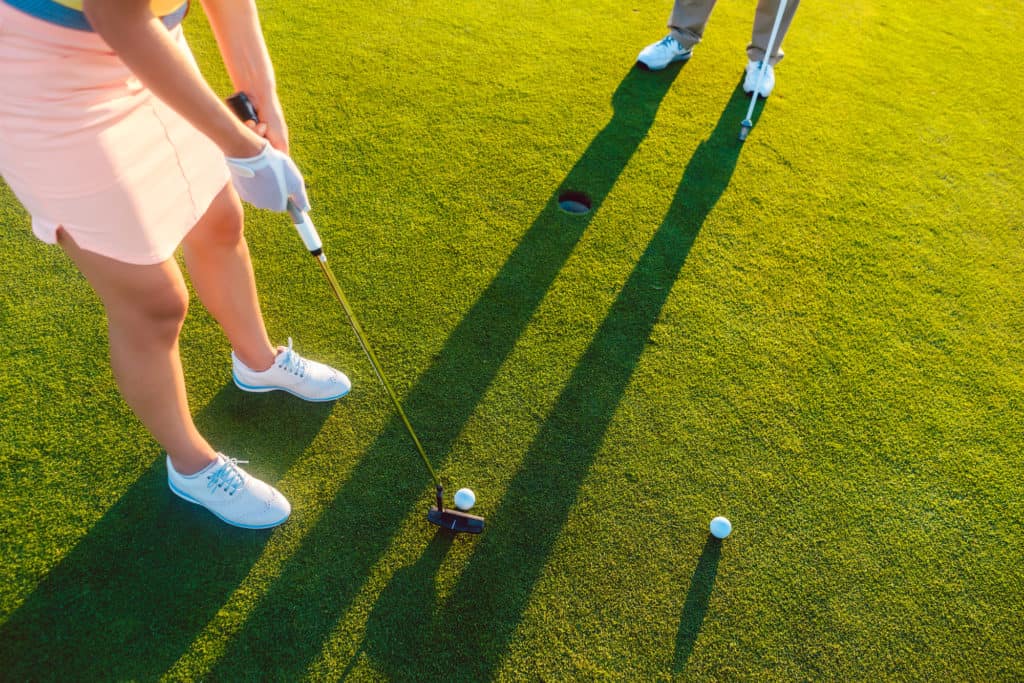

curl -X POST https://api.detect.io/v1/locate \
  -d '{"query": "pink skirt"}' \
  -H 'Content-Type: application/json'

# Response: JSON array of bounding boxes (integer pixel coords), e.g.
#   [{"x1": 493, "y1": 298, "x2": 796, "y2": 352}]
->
[{"x1": 0, "y1": 2, "x2": 230, "y2": 265}]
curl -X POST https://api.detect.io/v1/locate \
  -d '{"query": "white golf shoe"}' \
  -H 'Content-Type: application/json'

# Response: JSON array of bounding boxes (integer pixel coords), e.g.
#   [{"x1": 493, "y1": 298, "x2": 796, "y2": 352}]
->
[
  {"x1": 636, "y1": 35, "x2": 692, "y2": 71},
  {"x1": 232, "y1": 338, "x2": 351, "y2": 402},
  {"x1": 743, "y1": 59, "x2": 776, "y2": 98},
  {"x1": 167, "y1": 454, "x2": 291, "y2": 529}
]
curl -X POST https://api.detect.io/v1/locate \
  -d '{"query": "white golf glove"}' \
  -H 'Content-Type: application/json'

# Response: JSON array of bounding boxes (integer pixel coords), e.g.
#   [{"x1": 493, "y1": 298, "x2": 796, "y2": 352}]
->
[{"x1": 225, "y1": 142, "x2": 311, "y2": 212}]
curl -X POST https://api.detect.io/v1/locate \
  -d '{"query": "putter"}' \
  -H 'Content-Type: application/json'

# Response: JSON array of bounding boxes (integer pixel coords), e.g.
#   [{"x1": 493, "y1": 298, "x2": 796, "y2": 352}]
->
[
  {"x1": 227, "y1": 93, "x2": 484, "y2": 534},
  {"x1": 739, "y1": 0, "x2": 789, "y2": 142}
]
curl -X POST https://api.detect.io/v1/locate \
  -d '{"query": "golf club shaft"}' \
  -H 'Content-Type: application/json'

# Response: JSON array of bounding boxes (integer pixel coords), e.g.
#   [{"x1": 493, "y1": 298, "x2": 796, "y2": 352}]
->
[
  {"x1": 227, "y1": 92, "x2": 443, "y2": 491},
  {"x1": 742, "y1": 0, "x2": 789, "y2": 124},
  {"x1": 301, "y1": 214, "x2": 442, "y2": 490}
]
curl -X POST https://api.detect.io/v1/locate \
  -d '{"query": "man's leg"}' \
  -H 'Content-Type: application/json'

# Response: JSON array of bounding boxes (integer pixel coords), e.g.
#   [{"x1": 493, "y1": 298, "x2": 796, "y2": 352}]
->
[
  {"x1": 668, "y1": 0, "x2": 719, "y2": 51},
  {"x1": 638, "y1": 0, "x2": 715, "y2": 70},
  {"x1": 748, "y1": 0, "x2": 800, "y2": 64}
]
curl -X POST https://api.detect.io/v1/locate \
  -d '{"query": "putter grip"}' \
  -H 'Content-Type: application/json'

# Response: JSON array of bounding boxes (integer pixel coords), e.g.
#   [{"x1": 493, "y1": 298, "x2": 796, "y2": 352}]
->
[
  {"x1": 226, "y1": 92, "x2": 258, "y2": 123},
  {"x1": 288, "y1": 200, "x2": 324, "y2": 254},
  {"x1": 227, "y1": 92, "x2": 324, "y2": 255}
]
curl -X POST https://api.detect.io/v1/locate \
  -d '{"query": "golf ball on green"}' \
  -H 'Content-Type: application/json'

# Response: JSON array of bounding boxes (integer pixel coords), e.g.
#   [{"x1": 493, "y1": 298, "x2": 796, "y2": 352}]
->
[
  {"x1": 709, "y1": 516, "x2": 732, "y2": 539},
  {"x1": 453, "y1": 488, "x2": 476, "y2": 511}
]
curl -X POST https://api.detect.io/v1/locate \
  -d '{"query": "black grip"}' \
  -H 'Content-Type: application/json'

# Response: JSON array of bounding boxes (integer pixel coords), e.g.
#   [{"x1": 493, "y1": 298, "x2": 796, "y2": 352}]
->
[{"x1": 226, "y1": 92, "x2": 259, "y2": 124}]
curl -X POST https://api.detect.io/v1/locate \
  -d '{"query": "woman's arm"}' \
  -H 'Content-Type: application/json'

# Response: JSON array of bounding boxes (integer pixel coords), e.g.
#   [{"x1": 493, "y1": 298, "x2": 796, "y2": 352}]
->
[
  {"x1": 82, "y1": 0, "x2": 265, "y2": 158},
  {"x1": 201, "y1": 0, "x2": 291, "y2": 153}
]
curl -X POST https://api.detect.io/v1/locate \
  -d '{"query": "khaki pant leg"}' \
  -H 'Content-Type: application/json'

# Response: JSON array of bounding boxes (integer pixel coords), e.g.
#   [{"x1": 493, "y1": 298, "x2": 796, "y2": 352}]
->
[
  {"x1": 747, "y1": 0, "x2": 800, "y2": 64},
  {"x1": 667, "y1": 0, "x2": 718, "y2": 50}
]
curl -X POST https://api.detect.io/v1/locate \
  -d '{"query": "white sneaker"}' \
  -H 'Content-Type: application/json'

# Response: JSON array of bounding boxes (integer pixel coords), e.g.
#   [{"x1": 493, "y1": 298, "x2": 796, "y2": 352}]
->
[
  {"x1": 167, "y1": 454, "x2": 291, "y2": 529},
  {"x1": 232, "y1": 338, "x2": 352, "y2": 402},
  {"x1": 636, "y1": 35, "x2": 692, "y2": 71},
  {"x1": 743, "y1": 59, "x2": 775, "y2": 98}
]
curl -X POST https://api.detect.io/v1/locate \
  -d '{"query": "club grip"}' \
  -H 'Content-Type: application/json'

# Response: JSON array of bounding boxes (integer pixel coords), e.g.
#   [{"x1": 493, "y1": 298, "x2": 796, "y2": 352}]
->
[
  {"x1": 227, "y1": 92, "x2": 324, "y2": 256},
  {"x1": 227, "y1": 92, "x2": 259, "y2": 124},
  {"x1": 287, "y1": 200, "x2": 324, "y2": 255}
]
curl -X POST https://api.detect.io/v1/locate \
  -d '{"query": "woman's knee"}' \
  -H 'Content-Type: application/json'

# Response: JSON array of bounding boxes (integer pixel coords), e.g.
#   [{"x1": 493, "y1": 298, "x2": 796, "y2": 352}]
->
[
  {"x1": 55, "y1": 226, "x2": 191, "y2": 339},
  {"x1": 111, "y1": 279, "x2": 190, "y2": 341},
  {"x1": 188, "y1": 184, "x2": 245, "y2": 248}
]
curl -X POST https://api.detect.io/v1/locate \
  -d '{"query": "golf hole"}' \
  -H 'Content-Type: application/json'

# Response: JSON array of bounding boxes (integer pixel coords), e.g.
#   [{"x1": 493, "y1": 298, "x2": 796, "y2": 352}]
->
[{"x1": 558, "y1": 191, "x2": 592, "y2": 216}]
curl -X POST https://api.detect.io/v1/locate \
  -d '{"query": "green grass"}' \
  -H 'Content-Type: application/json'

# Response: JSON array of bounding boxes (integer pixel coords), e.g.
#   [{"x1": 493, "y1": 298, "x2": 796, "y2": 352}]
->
[{"x1": 2, "y1": 0, "x2": 1023, "y2": 679}]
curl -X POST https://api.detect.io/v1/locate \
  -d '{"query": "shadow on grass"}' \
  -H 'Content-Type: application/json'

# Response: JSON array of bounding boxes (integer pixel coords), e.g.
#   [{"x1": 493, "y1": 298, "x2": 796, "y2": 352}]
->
[
  {"x1": 674, "y1": 536, "x2": 723, "y2": 672},
  {"x1": 0, "y1": 383, "x2": 331, "y2": 681},
  {"x1": 361, "y1": 86, "x2": 751, "y2": 679},
  {"x1": 354, "y1": 532, "x2": 454, "y2": 677},
  {"x1": 201, "y1": 65, "x2": 683, "y2": 680}
]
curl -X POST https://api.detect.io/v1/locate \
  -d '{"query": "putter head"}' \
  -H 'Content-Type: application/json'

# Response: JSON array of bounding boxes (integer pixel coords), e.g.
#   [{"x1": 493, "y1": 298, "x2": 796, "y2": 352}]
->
[
  {"x1": 738, "y1": 120, "x2": 752, "y2": 142},
  {"x1": 427, "y1": 506, "x2": 485, "y2": 534}
]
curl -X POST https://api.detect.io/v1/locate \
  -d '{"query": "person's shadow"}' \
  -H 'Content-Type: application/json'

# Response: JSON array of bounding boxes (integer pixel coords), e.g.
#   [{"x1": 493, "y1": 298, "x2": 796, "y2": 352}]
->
[
  {"x1": 198, "y1": 64, "x2": 686, "y2": 681},
  {"x1": 355, "y1": 88, "x2": 751, "y2": 680},
  {"x1": 0, "y1": 383, "x2": 332, "y2": 681}
]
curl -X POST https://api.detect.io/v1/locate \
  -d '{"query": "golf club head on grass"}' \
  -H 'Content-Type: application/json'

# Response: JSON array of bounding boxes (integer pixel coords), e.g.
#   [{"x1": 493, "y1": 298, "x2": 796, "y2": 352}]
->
[
  {"x1": 738, "y1": 120, "x2": 752, "y2": 142},
  {"x1": 427, "y1": 506, "x2": 486, "y2": 534}
]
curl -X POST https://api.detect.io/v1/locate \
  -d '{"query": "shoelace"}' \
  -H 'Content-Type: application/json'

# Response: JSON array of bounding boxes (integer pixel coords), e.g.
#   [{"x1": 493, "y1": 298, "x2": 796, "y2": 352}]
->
[
  {"x1": 276, "y1": 337, "x2": 309, "y2": 378},
  {"x1": 660, "y1": 35, "x2": 679, "y2": 49},
  {"x1": 207, "y1": 458, "x2": 249, "y2": 496}
]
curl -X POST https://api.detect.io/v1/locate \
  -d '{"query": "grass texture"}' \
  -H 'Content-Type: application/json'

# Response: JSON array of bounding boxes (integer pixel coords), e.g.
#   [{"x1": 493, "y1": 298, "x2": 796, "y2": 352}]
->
[{"x1": 1, "y1": 0, "x2": 1022, "y2": 679}]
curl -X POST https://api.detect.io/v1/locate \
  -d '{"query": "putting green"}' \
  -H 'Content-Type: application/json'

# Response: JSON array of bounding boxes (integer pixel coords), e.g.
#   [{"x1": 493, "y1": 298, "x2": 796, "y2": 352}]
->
[{"x1": 1, "y1": 0, "x2": 1022, "y2": 679}]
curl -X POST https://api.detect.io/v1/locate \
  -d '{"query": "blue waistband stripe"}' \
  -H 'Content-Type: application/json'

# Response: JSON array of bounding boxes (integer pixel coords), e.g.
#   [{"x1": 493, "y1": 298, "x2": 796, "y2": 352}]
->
[{"x1": 1, "y1": 0, "x2": 188, "y2": 32}]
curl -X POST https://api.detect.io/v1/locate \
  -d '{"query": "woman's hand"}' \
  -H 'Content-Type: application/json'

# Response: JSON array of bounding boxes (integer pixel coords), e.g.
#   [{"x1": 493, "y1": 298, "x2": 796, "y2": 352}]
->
[
  {"x1": 243, "y1": 93, "x2": 290, "y2": 154},
  {"x1": 201, "y1": 1, "x2": 290, "y2": 152},
  {"x1": 225, "y1": 143, "x2": 309, "y2": 212}
]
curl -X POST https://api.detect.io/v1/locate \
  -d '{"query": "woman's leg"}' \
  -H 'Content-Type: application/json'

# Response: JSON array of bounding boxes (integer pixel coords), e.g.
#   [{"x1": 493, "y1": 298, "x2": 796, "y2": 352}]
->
[
  {"x1": 57, "y1": 230, "x2": 216, "y2": 475},
  {"x1": 180, "y1": 184, "x2": 277, "y2": 372},
  {"x1": 182, "y1": 182, "x2": 351, "y2": 402}
]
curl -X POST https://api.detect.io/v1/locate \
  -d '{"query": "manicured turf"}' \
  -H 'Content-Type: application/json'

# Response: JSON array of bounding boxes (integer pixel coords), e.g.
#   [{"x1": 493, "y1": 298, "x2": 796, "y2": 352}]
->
[{"x1": 2, "y1": 0, "x2": 1022, "y2": 679}]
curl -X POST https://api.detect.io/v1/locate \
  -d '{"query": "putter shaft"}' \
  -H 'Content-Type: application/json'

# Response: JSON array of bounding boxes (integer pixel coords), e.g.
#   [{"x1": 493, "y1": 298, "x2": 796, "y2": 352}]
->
[
  {"x1": 227, "y1": 91, "x2": 452, "y2": 514},
  {"x1": 739, "y1": 0, "x2": 789, "y2": 139},
  {"x1": 310, "y1": 240, "x2": 442, "y2": 489}
]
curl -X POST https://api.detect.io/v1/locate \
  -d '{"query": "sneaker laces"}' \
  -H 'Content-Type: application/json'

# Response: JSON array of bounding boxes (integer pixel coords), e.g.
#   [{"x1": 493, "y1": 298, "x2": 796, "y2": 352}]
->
[
  {"x1": 659, "y1": 35, "x2": 680, "y2": 49},
  {"x1": 207, "y1": 458, "x2": 249, "y2": 496},
  {"x1": 275, "y1": 338, "x2": 309, "y2": 378}
]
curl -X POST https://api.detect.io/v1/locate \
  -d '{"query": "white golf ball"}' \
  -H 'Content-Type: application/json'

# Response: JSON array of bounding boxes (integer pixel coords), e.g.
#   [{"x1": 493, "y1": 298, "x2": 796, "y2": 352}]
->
[
  {"x1": 709, "y1": 516, "x2": 732, "y2": 539},
  {"x1": 453, "y1": 488, "x2": 476, "y2": 511}
]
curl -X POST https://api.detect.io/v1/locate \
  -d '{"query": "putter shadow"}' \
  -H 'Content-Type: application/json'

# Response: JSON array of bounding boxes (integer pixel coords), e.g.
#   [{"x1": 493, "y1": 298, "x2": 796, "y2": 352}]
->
[
  {"x1": 398, "y1": 89, "x2": 751, "y2": 679},
  {"x1": 201, "y1": 65, "x2": 684, "y2": 681},
  {"x1": 0, "y1": 382, "x2": 331, "y2": 681},
  {"x1": 673, "y1": 536, "x2": 723, "y2": 672},
  {"x1": 356, "y1": 532, "x2": 454, "y2": 677}
]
